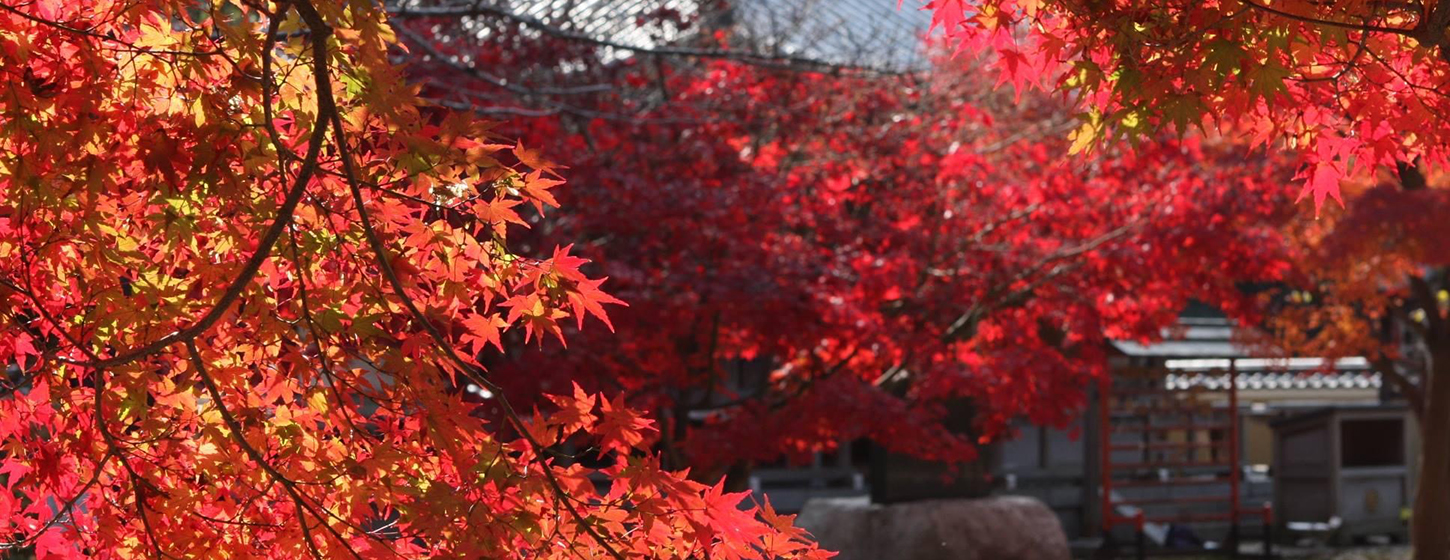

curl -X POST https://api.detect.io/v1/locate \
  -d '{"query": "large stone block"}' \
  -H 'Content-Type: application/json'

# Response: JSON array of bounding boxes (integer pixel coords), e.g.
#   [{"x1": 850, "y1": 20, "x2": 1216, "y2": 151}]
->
[{"x1": 797, "y1": 496, "x2": 1070, "y2": 560}]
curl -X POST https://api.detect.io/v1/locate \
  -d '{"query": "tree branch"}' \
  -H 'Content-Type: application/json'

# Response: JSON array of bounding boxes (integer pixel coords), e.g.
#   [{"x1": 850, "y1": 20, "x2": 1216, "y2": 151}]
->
[
  {"x1": 313, "y1": 2, "x2": 630, "y2": 555},
  {"x1": 1373, "y1": 354, "x2": 1424, "y2": 418},
  {"x1": 1237, "y1": 0, "x2": 1414, "y2": 35},
  {"x1": 187, "y1": 340, "x2": 355, "y2": 560},
  {"x1": 941, "y1": 224, "x2": 1134, "y2": 342},
  {"x1": 0, "y1": 2, "x2": 222, "y2": 57},
  {"x1": 394, "y1": 25, "x2": 614, "y2": 97},
  {"x1": 386, "y1": 1, "x2": 907, "y2": 75},
  {"x1": 1397, "y1": 158, "x2": 1428, "y2": 191},
  {"x1": 69, "y1": 3, "x2": 333, "y2": 370},
  {"x1": 1409, "y1": 272, "x2": 1443, "y2": 339}
]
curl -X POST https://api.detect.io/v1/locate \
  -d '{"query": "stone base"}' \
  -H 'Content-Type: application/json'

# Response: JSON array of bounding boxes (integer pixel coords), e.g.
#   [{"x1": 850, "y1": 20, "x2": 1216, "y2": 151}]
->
[{"x1": 796, "y1": 495, "x2": 1070, "y2": 560}]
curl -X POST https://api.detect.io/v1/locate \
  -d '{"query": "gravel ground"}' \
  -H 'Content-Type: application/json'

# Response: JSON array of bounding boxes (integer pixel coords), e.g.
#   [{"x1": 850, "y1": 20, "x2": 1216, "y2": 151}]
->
[
  {"x1": 1302, "y1": 548, "x2": 1411, "y2": 560},
  {"x1": 1170, "y1": 546, "x2": 1410, "y2": 560},
  {"x1": 1179, "y1": 547, "x2": 1412, "y2": 559}
]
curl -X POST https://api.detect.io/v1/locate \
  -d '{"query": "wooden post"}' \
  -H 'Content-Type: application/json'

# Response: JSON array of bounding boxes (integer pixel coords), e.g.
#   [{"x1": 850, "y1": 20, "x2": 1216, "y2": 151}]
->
[
  {"x1": 1135, "y1": 510, "x2": 1146, "y2": 560},
  {"x1": 1229, "y1": 360, "x2": 1241, "y2": 558},
  {"x1": 1100, "y1": 377, "x2": 1114, "y2": 536},
  {"x1": 1084, "y1": 381, "x2": 1102, "y2": 538},
  {"x1": 1262, "y1": 503, "x2": 1274, "y2": 559}
]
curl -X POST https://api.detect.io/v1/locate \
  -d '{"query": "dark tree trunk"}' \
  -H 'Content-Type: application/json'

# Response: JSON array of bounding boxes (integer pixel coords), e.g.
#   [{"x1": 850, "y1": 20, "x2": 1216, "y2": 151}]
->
[
  {"x1": 722, "y1": 460, "x2": 754, "y2": 493},
  {"x1": 1413, "y1": 338, "x2": 1450, "y2": 560}
]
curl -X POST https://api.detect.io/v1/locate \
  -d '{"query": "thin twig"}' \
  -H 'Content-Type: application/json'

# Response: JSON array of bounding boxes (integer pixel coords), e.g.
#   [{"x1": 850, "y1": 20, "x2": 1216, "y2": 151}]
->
[{"x1": 387, "y1": 1, "x2": 908, "y2": 75}]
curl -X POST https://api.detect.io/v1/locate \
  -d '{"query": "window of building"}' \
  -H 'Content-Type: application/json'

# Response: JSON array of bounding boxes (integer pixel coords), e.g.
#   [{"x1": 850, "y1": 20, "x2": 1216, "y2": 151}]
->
[{"x1": 1340, "y1": 418, "x2": 1404, "y2": 468}]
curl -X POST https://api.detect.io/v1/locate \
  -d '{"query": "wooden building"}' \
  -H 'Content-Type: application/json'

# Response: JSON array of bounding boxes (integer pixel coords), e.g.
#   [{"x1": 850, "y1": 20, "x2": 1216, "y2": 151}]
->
[
  {"x1": 760, "y1": 311, "x2": 1406, "y2": 554},
  {"x1": 1272, "y1": 406, "x2": 1415, "y2": 544}
]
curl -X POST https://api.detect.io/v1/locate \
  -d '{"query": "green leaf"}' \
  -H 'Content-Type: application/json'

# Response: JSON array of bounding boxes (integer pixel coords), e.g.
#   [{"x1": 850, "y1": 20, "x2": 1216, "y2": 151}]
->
[
  {"x1": 1247, "y1": 62, "x2": 1292, "y2": 103},
  {"x1": 1203, "y1": 38, "x2": 1244, "y2": 81}
]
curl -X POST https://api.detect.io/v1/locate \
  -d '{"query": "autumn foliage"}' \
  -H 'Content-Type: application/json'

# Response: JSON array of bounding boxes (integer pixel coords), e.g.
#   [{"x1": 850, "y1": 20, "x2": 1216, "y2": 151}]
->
[
  {"x1": 926, "y1": 0, "x2": 1450, "y2": 555},
  {"x1": 1262, "y1": 166, "x2": 1450, "y2": 385},
  {"x1": 0, "y1": 0, "x2": 830, "y2": 558},
  {"x1": 928, "y1": 0, "x2": 1450, "y2": 209},
  {"x1": 1257, "y1": 164, "x2": 1450, "y2": 556},
  {"x1": 393, "y1": 7, "x2": 1300, "y2": 483},
  {"x1": 6, "y1": 0, "x2": 1440, "y2": 555}
]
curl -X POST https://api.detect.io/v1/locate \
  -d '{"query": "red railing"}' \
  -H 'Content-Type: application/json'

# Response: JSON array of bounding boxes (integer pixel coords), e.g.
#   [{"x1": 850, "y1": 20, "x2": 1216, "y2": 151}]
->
[{"x1": 1098, "y1": 360, "x2": 1275, "y2": 559}]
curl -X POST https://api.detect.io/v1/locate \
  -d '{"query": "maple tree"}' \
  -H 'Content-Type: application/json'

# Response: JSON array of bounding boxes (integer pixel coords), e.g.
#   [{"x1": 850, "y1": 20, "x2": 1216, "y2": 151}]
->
[
  {"x1": 393, "y1": 6, "x2": 1297, "y2": 487},
  {"x1": 0, "y1": 0, "x2": 832, "y2": 558},
  {"x1": 926, "y1": 0, "x2": 1450, "y2": 553},
  {"x1": 926, "y1": 0, "x2": 1450, "y2": 209},
  {"x1": 1257, "y1": 162, "x2": 1449, "y2": 554}
]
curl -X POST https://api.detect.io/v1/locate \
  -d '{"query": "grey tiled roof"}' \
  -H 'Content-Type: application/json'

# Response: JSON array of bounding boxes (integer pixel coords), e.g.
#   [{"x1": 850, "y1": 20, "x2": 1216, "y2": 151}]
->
[
  {"x1": 1112, "y1": 316, "x2": 1379, "y2": 392},
  {"x1": 435, "y1": 0, "x2": 934, "y2": 71},
  {"x1": 1110, "y1": 318, "x2": 1250, "y2": 358},
  {"x1": 729, "y1": 0, "x2": 934, "y2": 71},
  {"x1": 505, "y1": 0, "x2": 700, "y2": 55},
  {"x1": 1110, "y1": 339, "x2": 1247, "y2": 358},
  {"x1": 1164, "y1": 371, "x2": 1380, "y2": 392}
]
